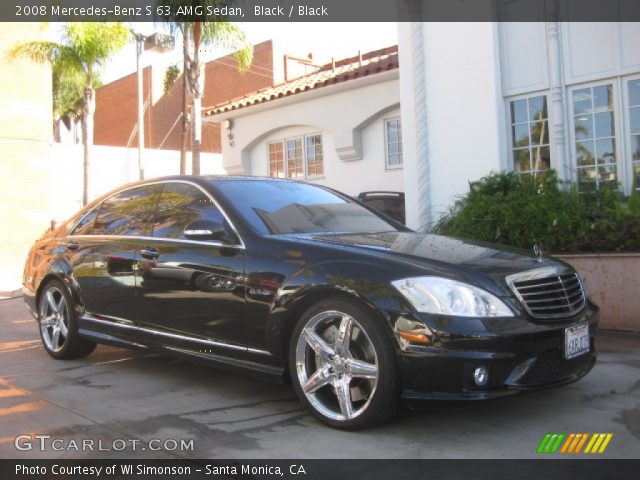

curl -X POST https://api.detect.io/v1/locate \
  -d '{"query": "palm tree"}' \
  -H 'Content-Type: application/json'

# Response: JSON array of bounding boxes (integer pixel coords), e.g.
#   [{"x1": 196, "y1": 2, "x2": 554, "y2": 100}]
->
[
  {"x1": 159, "y1": 4, "x2": 252, "y2": 174},
  {"x1": 51, "y1": 59, "x2": 102, "y2": 143},
  {"x1": 51, "y1": 59, "x2": 83, "y2": 142},
  {"x1": 10, "y1": 23, "x2": 129, "y2": 205}
]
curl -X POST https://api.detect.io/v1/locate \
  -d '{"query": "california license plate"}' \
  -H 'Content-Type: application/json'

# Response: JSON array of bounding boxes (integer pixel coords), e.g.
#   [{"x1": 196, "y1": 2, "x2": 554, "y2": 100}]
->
[{"x1": 565, "y1": 324, "x2": 590, "y2": 360}]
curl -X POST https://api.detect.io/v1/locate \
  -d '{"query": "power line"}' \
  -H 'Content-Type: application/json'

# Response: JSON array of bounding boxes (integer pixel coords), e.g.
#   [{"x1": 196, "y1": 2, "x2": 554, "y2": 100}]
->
[
  {"x1": 157, "y1": 113, "x2": 184, "y2": 149},
  {"x1": 207, "y1": 58, "x2": 275, "y2": 80}
]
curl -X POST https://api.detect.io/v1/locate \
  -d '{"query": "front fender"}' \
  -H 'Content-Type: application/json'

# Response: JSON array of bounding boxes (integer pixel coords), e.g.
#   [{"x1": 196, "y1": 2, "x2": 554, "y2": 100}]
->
[
  {"x1": 281, "y1": 259, "x2": 406, "y2": 312},
  {"x1": 263, "y1": 259, "x2": 407, "y2": 364},
  {"x1": 33, "y1": 248, "x2": 86, "y2": 318}
]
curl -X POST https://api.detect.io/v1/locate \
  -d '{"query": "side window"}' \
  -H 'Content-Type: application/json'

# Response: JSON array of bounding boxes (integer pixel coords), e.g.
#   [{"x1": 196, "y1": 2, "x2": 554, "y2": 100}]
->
[
  {"x1": 152, "y1": 183, "x2": 225, "y2": 240},
  {"x1": 70, "y1": 208, "x2": 99, "y2": 235},
  {"x1": 93, "y1": 185, "x2": 161, "y2": 236}
]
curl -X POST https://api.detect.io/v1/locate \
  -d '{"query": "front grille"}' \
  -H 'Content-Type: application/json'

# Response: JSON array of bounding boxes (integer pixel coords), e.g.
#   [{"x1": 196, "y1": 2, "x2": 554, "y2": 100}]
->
[{"x1": 506, "y1": 267, "x2": 586, "y2": 319}]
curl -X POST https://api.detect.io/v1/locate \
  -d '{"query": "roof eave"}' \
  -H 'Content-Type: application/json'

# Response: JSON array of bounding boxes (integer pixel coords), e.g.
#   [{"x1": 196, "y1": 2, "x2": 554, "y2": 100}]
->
[{"x1": 203, "y1": 68, "x2": 399, "y2": 123}]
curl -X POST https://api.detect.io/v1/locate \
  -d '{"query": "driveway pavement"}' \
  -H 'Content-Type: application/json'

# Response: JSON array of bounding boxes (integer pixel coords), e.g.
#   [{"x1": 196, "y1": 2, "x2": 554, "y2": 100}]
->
[{"x1": 1, "y1": 297, "x2": 639, "y2": 459}]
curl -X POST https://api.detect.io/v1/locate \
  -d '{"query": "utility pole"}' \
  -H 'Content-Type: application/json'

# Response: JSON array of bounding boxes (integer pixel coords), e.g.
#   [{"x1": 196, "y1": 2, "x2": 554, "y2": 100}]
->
[
  {"x1": 131, "y1": 30, "x2": 175, "y2": 180},
  {"x1": 134, "y1": 32, "x2": 145, "y2": 180}
]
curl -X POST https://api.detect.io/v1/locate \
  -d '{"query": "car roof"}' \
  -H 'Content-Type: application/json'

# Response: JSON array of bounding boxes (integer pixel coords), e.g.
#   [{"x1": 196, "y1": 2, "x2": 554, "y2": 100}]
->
[
  {"x1": 136, "y1": 175, "x2": 308, "y2": 186},
  {"x1": 84, "y1": 175, "x2": 327, "y2": 212},
  {"x1": 141, "y1": 175, "x2": 328, "y2": 195}
]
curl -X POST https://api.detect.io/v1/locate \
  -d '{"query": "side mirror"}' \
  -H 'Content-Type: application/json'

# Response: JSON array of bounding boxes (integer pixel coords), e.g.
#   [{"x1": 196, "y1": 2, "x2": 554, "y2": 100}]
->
[{"x1": 183, "y1": 219, "x2": 234, "y2": 243}]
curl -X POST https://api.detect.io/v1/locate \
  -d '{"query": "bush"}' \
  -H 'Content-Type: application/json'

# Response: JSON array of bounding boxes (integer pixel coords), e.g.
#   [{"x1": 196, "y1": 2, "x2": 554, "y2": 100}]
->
[{"x1": 434, "y1": 171, "x2": 640, "y2": 253}]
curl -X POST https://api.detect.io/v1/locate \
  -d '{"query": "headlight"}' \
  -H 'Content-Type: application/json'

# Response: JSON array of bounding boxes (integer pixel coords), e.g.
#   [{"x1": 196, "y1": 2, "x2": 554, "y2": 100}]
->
[{"x1": 392, "y1": 276, "x2": 514, "y2": 317}]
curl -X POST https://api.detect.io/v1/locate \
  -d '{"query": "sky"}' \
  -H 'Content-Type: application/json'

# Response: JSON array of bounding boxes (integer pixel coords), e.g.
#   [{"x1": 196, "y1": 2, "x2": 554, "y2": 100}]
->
[{"x1": 101, "y1": 22, "x2": 398, "y2": 84}]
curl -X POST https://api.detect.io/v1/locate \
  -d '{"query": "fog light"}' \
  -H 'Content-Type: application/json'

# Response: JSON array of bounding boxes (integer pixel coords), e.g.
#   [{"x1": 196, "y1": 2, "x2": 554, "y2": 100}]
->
[{"x1": 474, "y1": 366, "x2": 489, "y2": 386}]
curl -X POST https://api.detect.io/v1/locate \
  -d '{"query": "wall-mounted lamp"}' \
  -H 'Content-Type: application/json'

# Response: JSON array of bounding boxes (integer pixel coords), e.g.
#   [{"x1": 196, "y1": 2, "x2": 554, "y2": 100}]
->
[{"x1": 223, "y1": 119, "x2": 234, "y2": 147}]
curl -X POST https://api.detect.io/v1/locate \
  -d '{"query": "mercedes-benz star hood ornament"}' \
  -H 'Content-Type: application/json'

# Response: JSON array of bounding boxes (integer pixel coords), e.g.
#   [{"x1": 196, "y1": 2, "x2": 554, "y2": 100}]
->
[{"x1": 533, "y1": 244, "x2": 543, "y2": 263}]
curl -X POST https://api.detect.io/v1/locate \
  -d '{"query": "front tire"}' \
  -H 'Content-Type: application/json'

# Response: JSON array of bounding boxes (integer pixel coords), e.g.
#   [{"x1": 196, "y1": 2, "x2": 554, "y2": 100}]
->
[
  {"x1": 289, "y1": 297, "x2": 399, "y2": 429},
  {"x1": 38, "y1": 279, "x2": 96, "y2": 359}
]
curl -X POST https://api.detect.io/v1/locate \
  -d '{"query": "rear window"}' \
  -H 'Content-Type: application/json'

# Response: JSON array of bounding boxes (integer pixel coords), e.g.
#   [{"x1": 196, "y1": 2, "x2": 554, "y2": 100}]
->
[
  {"x1": 70, "y1": 208, "x2": 99, "y2": 236},
  {"x1": 215, "y1": 180, "x2": 397, "y2": 235}
]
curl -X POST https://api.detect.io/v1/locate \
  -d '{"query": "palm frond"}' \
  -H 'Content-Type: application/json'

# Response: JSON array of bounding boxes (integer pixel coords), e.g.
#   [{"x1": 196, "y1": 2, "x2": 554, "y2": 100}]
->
[
  {"x1": 200, "y1": 21, "x2": 253, "y2": 72},
  {"x1": 8, "y1": 41, "x2": 61, "y2": 63},
  {"x1": 52, "y1": 57, "x2": 85, "y2": 120},
  {"x1": 10, "y1": 40, "x2": 86, "y2": 75},
  {"x1": 65, "y1": 23, "x2": 130, "y2": 74}
]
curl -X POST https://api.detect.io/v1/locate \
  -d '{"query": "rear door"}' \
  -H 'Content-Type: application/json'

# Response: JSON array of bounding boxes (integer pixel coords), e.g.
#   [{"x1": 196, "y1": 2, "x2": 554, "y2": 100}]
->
[
  {"x1": 135, "y1": 181, "x2": 247, "y2": 351},
  {"x1": 68, "y1": 184, "x2": 161, "y2": 322}
]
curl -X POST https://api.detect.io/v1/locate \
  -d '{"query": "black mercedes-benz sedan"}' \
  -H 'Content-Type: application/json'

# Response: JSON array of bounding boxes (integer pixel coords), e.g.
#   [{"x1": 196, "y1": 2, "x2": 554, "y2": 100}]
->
[{"x1": 23, "y1": 176, "x2": 598, "y2": 429}]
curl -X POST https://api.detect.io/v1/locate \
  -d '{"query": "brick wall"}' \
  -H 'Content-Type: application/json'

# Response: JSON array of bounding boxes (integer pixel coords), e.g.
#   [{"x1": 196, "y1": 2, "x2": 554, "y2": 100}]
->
[
  {"x1": 94, "y1": 66, "x2": 152, "y2": 149},
  {"x1": 201, "y1": 40, "x2": 275, "y2": 108},
  {"x1": 94, "y1": 40, "x2": 276, "y2": 154}
]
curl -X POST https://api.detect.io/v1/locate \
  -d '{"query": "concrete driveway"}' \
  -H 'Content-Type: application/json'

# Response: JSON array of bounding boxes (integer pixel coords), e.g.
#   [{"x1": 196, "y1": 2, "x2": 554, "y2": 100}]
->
[{"x1": 1, "y1": 297, "x2": 638, "y2": 459}]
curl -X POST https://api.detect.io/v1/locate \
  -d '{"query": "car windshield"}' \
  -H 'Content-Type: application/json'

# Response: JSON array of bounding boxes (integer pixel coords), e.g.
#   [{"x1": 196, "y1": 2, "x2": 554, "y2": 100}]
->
[{"x1": 214, "y1": 180, "x2": 399, "y2": 235}]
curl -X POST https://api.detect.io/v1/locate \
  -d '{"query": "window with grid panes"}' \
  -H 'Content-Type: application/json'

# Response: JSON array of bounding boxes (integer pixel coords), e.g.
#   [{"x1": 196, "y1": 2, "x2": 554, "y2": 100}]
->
[
  {"x1": 509, "y1": 95, "x2": 550, "y2": 176},
  {"x1": 572, "y1": 84, "x2": 617, "y2": 191},
  {"x1": 385, "y1": 118, "x2": 403, "y2": 168},
  {"x1": 628, "y1": 79, "x2": 640, "y2": 192},
  {"x1": 269, "y1": 134, "x2": 324, "y2": 179}
]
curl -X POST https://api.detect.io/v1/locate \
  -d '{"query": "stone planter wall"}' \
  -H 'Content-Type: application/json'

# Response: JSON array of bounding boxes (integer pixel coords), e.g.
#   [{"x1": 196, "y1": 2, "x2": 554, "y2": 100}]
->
[{"x1": 557, "y1": 253, "x2": 640, "y2": 331}]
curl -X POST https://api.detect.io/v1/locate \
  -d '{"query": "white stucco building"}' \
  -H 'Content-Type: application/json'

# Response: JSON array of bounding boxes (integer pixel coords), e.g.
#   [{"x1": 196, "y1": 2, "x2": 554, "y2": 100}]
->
[
  {"x1": 203, "y1": 20, "x2": 640, "y2": 232},
  {"x1": 399, "y1": 20, "x2": 640, "y2": 229},
  {"x1": 202, "y1": 47, "x2": 404, "y2": 198}
]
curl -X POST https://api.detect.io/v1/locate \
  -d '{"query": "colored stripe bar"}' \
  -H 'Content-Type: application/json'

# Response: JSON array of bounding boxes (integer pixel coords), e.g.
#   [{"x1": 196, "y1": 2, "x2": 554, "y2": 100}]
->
[
  {"x1": 539, "y1": 432, "x2": 613, "y2": 455},
  {"x1": 585, "y1": 433, "x2": 614, "y2": 454},
  {"x1": 537, "y1": 433, "x2": 553, "y2": 453},
  {"x1": 560, "y1": 434, "x2": 575, "y2": 454},
  {"x1": 550, "y1": 433, "x2": 565, "y2": 453},
  {"x1": 598, "y1": 434, "x2": 613, "y2": 453},
  {"x1": 545, "y1": 434, "x2": 559, "y2": 453},
  {"x1": 567, "y1": 433, "x2": 582, "y2": 453},
  {"x1": 574, "y1": 433, "x2": 589, "y2": 454},
  {"x1": 584, "y1": 434, "x2": 599, "y2": 453},
  {"x1": 590, "y1": 434, "x2": 606, "y2": 453}
]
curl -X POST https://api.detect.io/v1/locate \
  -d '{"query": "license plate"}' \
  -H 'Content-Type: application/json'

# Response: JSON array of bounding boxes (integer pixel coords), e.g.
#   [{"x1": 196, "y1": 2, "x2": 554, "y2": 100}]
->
[{"x1": 565, "y1": 324, "x2": 590, "y2": 360}]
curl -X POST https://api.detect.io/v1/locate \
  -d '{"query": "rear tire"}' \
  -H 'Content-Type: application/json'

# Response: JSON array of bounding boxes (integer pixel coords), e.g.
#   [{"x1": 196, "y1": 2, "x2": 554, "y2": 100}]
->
[
  {"x1": 38, "y1": 279, "x2": 96, "y2": 359},
  {"x1": 289, "y1": 297, "x2": 399, "y2": 429}
]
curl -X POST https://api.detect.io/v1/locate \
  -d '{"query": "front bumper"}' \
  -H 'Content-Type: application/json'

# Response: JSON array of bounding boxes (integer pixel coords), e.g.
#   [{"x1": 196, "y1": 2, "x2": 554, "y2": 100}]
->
[{"x1": 396, "y1": 301, "x2": 599, "y2": 401}]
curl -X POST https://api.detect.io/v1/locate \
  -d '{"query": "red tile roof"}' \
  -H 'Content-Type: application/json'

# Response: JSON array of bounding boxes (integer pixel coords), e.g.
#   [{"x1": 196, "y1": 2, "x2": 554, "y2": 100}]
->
[{"x1": 203, "y1": 45, "x2": 399, "y2": 117}]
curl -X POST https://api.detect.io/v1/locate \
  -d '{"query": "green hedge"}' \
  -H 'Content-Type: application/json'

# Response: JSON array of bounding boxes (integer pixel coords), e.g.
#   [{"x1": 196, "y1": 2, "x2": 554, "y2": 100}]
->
[{"x1": 434, "y1": 171, "x2": 640, "y2": 253}]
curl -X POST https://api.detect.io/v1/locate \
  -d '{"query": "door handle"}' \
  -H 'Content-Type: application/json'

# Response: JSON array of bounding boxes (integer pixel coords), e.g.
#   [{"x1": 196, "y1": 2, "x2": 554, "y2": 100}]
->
[{"x1": 139, "y1": 247, "x2": 159, "y2": 260}]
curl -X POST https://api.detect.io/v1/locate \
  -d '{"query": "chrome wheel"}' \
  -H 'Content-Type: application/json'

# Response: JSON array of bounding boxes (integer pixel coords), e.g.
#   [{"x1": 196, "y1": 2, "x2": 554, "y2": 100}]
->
[
  {"x1": 295, "y1": 310, "x2": 379, "y2": 421},
  {"x1": 39, "y1": 286, "x2": 69, "y2": 353}
]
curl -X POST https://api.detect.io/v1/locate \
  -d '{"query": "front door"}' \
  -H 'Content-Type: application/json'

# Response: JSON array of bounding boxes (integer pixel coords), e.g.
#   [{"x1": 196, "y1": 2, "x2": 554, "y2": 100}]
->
[{"x1": 135, "y1": 182, "x2": 247, "y2": 351}]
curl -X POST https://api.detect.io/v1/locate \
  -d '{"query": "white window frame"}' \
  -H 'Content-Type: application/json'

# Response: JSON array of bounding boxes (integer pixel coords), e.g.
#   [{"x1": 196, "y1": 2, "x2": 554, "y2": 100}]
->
[
  {"x1": 567, "y1": 80, "x2": 625, "y2": 192},
  {"x1": 622, "y1": 73, "x2": 640, "y2": 194},
  {"x1": 303, "y1": 133, "x2": 325, "y2": 179},
  {"x1": 505, "y1": 91, "x2": 553, "y2": 176},
  {"x1": 285, "y1": 136, "x2": 305, "y2": 179},
  {"x1": 267, "y1": 140, "x2": 286, "y2": 179},
  {"x1": 267, "y1": 132, "x2": 325, "y2": 180},
  {"x1": 384, "y1": 117, "x2": 403, "y2": 170}
]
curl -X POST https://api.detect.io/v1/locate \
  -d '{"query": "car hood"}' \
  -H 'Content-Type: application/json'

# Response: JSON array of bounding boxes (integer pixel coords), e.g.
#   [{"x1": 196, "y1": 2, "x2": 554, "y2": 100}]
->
[{"x1": 284, "y1": 231, "x2": 568, "y2": 296}]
